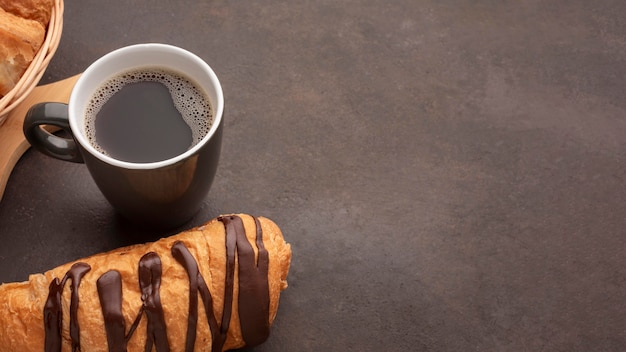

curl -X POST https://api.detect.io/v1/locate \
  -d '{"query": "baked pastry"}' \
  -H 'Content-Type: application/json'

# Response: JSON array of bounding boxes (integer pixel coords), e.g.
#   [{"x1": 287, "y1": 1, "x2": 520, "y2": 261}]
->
[
  {"x1": 0, "y1": 214, "x2": 292, "y2": 351},
  {"x1": 0, "y1": 0, "x2": 53, "y2": 97},
  {"x1": 0, "y1": 0, "x2": 54, "y2": 28},
  {"x1": 0, "y1": 8, "x2": 45, "y2": 96}
]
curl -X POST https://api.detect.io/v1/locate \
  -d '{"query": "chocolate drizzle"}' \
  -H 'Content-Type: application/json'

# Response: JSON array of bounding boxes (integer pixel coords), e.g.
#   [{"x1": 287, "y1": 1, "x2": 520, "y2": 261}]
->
[
  {"x1": 43, "y1": 215, "x2": 272, "y2": 351},
  {"x1": 97, "y1": 252, "x2": 170, "y2": 352},
  {"x1": 220, "y1": 215, "x2": 271, "y2": 347},
  {"x1": 171, "y1": 215, "x2": 271, "y2": 351},
  {"x1": 171, "y1": 241, "x2": 223, "y2": 352},
  {"x1": 96, "y1": 271, "x2": 127, "y2": 352},
  {"x1": 44, "y1": 262, "x2": 92, "y2": 352},
  {"x1": 135, "y1": 252, "x2": 169, "y2": 351}
]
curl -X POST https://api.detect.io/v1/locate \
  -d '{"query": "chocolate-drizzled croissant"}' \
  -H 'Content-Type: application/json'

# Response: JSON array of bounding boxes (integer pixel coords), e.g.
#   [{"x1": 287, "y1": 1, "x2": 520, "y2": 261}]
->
[{"x1": 0, "y1": 214, "x2": 292, "y2": 352}]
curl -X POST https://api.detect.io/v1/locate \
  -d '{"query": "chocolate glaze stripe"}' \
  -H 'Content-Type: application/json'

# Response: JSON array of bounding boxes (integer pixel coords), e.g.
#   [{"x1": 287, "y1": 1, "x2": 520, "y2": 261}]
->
[
  {"x1": 97, "y1": 253, "x2": 171, "y2": 352},
  {"x1": 44, "y1": 262, "x2": 92, "y2": 352},
  {"x1": 137, "y1": 252, "x2": 170, "y2": 351},
  {"x1": 171, "y1": 241, "x2": 221, "y2": 352},
  {"x1": 172, "y1": 215, "x2": 272, "y2": 351},
  {"x1": 68, "y1": 264, "x2": 91, "y2": 352},
  {"x1": 222, "y1": 215, "x2": 271, "y2": 346},
  {"x1": 44, "y1": 278, "x2": 63, "y2": 352},
  {"x1": 96, "y1": 271, "x2": 127, "y2": 352}
]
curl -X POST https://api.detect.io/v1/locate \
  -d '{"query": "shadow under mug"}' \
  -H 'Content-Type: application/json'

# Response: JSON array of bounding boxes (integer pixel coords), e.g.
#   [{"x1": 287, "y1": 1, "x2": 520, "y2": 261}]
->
[{"x1": 23, "y1": 44, "x2": 224, "y2": 229}]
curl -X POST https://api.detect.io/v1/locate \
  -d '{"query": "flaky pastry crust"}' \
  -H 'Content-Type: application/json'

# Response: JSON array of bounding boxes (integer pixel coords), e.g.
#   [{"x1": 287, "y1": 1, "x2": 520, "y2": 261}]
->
[
  {"x1": 0, "y1": 0, "x2": 54, "y2": 27},
  {"x1": 0, "y1": 0, "x2": 52, "y2": 96}
]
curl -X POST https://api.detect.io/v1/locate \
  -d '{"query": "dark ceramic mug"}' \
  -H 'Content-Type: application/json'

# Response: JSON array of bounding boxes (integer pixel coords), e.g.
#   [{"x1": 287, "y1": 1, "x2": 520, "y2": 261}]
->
[{"x1": 23, "y1": 44, "x2": 224, "y2": 228}]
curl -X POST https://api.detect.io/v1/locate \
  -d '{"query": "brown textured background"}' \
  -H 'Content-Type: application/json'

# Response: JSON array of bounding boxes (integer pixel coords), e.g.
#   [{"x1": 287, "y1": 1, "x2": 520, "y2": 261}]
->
[{"x1": 1, "y1": 1, "x2": 626, "y2": 351}]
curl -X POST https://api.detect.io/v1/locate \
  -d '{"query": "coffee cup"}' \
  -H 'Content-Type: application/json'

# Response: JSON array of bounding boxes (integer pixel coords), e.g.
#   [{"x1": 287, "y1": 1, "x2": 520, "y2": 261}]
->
[{"x1": 23, "y1": 43, "x2": 224, "y2": 229}]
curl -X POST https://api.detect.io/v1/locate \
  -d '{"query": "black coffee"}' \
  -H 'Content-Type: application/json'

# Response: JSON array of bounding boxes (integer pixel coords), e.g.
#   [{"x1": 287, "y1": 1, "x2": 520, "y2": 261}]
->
[{"x1": 85, "y1": 68, "x2": 213, "y2": 163}]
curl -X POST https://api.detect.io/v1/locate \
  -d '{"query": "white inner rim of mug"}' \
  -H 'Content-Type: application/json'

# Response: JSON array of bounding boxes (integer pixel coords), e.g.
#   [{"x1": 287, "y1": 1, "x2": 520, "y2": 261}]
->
[{"x1": 69, "y1": 43, "x2": 224, "y2": 170}]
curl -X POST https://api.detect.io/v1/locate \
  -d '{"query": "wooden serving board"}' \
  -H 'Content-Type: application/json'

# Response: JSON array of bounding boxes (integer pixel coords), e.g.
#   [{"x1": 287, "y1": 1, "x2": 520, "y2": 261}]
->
[{"x1": 0, "y1": 74, "x2": 81, "y2": 202}]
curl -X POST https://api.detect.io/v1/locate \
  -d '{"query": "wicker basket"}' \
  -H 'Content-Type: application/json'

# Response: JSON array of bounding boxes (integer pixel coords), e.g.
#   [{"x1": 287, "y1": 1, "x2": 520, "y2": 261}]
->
[{"x1": 0, "y1": 0, "x2": 64, "y2": 125}]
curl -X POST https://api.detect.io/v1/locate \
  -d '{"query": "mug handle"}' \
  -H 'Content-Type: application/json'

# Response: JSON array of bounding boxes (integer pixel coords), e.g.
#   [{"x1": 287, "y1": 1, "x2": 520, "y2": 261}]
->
[{"x1": 23, "y1": 102, "x2": 84, "y2": 163}]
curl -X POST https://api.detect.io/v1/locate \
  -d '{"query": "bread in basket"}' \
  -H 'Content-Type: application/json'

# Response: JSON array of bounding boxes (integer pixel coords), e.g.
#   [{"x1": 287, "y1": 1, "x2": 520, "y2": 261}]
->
[{"x1": 0, "y1": 0, "x2": 63, "y2": 125}]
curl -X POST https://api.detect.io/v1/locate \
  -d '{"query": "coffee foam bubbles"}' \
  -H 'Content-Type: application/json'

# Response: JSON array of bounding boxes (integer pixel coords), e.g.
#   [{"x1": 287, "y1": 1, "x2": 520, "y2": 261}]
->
[{"x1": 85, "y1": 68, "x2": 213, "y2": 156}]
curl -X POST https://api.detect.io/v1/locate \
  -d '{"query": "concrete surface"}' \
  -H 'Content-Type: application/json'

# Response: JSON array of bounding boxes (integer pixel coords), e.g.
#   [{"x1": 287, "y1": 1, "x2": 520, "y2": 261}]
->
[{"x1": 1, "y1": 0, "x2": 625, "y2": 350}]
